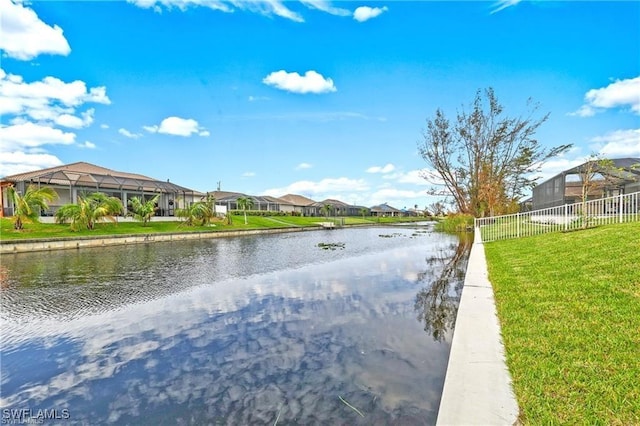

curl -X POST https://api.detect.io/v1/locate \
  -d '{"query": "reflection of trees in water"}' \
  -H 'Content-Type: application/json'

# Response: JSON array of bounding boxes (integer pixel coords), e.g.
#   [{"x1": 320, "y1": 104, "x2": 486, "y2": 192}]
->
[{"x1": 415, "y1": 233, "x2": 472, "y2": 342}]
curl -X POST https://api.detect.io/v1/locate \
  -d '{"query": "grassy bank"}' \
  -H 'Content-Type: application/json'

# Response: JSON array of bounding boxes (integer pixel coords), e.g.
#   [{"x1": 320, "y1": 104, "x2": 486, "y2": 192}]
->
[
  {"x1": 0, "y1": 215, "x2": 428, "y2": 241},
  {"x1": 435, "y1": 214, "x2": 473, "y2": 232},
  {"x1": 484, "y1": 222, "x2": 640, "y2": 424}
]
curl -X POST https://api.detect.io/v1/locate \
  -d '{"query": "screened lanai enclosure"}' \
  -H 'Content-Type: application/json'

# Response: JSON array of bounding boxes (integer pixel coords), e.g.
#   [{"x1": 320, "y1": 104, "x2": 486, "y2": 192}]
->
[
  {"x1": 532, "y1": 158, "x2": 640, "y2": 210},
  {"x1": 0, "y1": 162, "x2": 201, "y2": 218}
]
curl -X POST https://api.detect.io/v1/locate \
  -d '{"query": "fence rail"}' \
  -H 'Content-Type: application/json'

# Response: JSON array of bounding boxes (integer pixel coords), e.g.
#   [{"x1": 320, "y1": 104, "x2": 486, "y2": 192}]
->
[{"x1": 476, "y1": 191, "x2": 640, "y2": 242}]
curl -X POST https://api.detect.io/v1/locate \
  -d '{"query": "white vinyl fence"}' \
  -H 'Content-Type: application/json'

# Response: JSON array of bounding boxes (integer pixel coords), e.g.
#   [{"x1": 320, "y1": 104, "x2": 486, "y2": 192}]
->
[{"x1": 476, "y1": 191, "x2": 640, "y2": 242}]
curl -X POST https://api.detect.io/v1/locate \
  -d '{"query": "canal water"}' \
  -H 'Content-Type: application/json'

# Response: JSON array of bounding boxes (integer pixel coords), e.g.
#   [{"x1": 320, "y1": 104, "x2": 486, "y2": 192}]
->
[{"x1": 0, "y1": 225, "x2": 470, "y2": 425}]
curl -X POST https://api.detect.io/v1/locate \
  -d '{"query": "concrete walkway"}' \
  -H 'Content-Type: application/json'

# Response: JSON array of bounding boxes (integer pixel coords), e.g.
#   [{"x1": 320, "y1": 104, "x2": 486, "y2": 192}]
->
[{"x1": 436, "y1": 228, "x2": 519, "y2": 425}]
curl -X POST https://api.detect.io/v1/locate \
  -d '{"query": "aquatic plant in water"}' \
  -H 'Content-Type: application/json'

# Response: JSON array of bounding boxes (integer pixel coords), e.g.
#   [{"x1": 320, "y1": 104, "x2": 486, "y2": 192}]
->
[{"x1": 317, "y1": 242, "x2": 345, "y2": 250}]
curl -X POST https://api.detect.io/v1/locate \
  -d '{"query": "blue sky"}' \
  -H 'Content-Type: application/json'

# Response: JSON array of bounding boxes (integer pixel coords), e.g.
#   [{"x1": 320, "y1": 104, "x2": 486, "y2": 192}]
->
[{"x1": 1, "y1": 0, "x2": 639, "y2": 209}]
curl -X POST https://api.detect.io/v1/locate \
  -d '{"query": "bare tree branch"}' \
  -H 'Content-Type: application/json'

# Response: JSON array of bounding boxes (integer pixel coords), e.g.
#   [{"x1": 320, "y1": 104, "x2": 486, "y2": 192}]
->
[{"x1": 418, "y1": 88, "x2": 572, "y2": 217}]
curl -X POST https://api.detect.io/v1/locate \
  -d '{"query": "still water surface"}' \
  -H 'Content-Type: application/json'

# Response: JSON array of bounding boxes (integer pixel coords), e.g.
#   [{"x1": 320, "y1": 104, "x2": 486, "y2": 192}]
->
[{"x1": 1, "y1": 225, "x2": 470, "y2": 425}]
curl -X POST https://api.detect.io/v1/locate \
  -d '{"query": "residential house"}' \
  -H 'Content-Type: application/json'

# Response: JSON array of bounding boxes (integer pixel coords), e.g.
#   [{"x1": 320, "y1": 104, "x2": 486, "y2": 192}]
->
[
  {"x1": 532, "y1": 158, "x2": 640, "y2": 209},
  {"x1": 311, "y1": 198, "x2": 369, "y2": 217},
  {"x1": 0, "y1": 162, "x2": 201, "y2": 218},
  {"x1": 278, "y1": 194, "x2": 317, "y2": 216},
  {"x1": 369, "y1": 203, "x2": 403, "y2": 217},
  {"x1": 210, "y1": 191, "x2": 293, "y2": 213}
]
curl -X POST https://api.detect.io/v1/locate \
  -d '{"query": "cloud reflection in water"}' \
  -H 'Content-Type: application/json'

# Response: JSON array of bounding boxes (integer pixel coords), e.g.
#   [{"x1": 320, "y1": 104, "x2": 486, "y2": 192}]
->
[{"x1": 1, "y1": 226, "x2": 467, "y2": 424}]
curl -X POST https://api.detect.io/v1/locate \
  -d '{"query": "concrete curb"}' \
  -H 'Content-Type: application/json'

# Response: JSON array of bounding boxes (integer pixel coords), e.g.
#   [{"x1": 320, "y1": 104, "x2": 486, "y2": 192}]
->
[
  {"x1": 0, "y1": 222, "x2": 410, "y2": 254},
  {"x1": 436, "y1": 228, "x2": 519, "y2": 425},
  {"x1": 0, "y1": 227, "x2": 316, "y2": 254}
]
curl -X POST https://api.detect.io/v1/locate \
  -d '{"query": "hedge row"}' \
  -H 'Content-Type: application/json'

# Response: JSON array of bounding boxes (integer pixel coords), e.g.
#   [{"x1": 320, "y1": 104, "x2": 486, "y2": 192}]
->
[{"x1": 229, "y1": 210, "x2": 291, "y2": 216}]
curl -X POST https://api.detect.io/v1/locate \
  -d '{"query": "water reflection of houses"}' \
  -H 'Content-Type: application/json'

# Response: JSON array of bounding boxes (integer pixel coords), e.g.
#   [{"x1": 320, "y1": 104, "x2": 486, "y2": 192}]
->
[{"x1": 0, "y1": 162, "x2": 201, "y2": 218}]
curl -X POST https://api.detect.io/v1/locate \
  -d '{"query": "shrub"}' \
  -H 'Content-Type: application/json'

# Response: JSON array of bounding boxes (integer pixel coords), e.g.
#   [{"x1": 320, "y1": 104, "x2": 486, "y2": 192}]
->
[
  {"x1": 229, "y1": 210, "x2": 286, "y2": 217},
  {"x1": 436, "y1": 213, "x2": 474, "y2": 232}
]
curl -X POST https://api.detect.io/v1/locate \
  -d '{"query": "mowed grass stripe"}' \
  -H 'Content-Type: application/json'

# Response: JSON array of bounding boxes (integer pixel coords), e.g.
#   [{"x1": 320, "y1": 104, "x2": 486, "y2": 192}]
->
[
  {"x1": 0, "y1": 215, "x2": 426, "y2": 240},
  {"x1": 484, "y1": 221, "x2": 640, "y2": 425}
]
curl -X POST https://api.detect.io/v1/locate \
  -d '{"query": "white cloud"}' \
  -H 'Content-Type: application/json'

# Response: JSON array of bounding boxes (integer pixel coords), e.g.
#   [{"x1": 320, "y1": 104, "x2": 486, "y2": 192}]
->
[
  {"x1": 0, "y1": 122, "x2": 75, "y2": 176},
  {"x1": 54, "y1": 114, "x2": 84, "y2": 129},
  {"x1": 490, "y1": 0, "x2": 521, "y2": 14},
  {"x1": 0, "y1": 151, "x2": 63, "y2": 177},
  {"x1": 568, "y1": 105, "x2": 595, "y2": 118},
  {"x1": 295, "y1": 162, "x2": 312, "y2": 170},
  {"x1": 119, "y1": 128, "x2": 143, "y2": 139},
  {"x1": 100, "y1": 124, "x2": 109, "y2": 129},
  {"x1": 242, "y1": 172, "x2": 256, "y2": 178},
  {"x1": 0, "y1": 71, "x2": 110, "y2": 126},
  {"x1": 533, "y1": 147, "x2": 587, "y2": 183},
  {"x1": 128, "y1": 0, "x2": 231, "y2": 12},
  {"x1": 259, "y1": 0, "x2": 304, "y2": 22},
  {"x1": 128, "y1": 0, "x2": 303, "y2": 22},
  {"x1": 264, "y1": 177, "x2": 369, "y2": 198},
  {"x1": 263, "y1": 70, "x2": 336, "y2": 94},
  {"x1": 300, "y1": 0, "x2": 350, "y2": 16},
  {"x1": 0, "y1": 3, "x2": 109, "y2": 177},
  {"x1": 353, "y1": 6, "x2": 388, "y2": 22},
  {"x1": 144, "y1": 116, "x2": 208, "y2": 137},
  {"x1": 0, "y1": 70, "x2": 109, "y2": 177},
  {"x1": 55, "y1": 108, "x2": 94, "y2": 129},
  {"x1": 0, "y1": 0, "x2": 71, "y2": 60},
  {"x1": 383, "y1": 169, "x2": 430, "y2": 186},
  {"x1": 369, "y1": 188, "x2": 427, "y2": 207},
  {"x1": 0, "y1": 122, "x2": 75, "y2": 151},
  {"x1": 248, "y1": 95, "x2": 270, "y2": 102},
  {"x1": 591, "y1": 129, "x2": 640, "y2": 157},
  {"x1": 571, "y1": 76, "x2": 640, "y2": 116},
  {"x1": 78, "y1": 141, "x2": 96, "y2": 149},
  {"x1": 366, "y1": 163, "x2": 395, "y2": 174}
]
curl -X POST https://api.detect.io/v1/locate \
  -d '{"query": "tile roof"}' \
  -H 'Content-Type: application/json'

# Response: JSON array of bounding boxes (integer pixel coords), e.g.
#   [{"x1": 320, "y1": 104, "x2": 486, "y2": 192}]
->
[
  {"x1": 370, "y1": 203, "x2": 402, "y2": 212},
  {"x1": 1, "y1": 161, "x2": 197, "y2": 193},
  {"x1": 3, "y1": 161, "x2": 149, "y2": 181},
  {"x1": 262, "y1": 195, "x2": 293, "y2": 205},
  {"x1": 278, "y1": 194, "x2": 317, "y2": 206},
  {"x1": 208, "y1": 191, "x2": 246, "y2": 201},
  {"x1": 310, "y1": 198, "x2": 351, "y2": 207}
]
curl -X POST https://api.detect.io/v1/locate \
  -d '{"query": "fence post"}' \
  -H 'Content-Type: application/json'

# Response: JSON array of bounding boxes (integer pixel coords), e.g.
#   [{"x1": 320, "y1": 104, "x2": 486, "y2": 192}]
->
[
  {"x1": 619, "y1": 193, "x2": 623, "y2": 224},
  {"x1": 564, "y1": 203, "x2": 568, "y2": 231},
  {"x1": 517, "y1": 213, "x2": 521, "y2": 238}
]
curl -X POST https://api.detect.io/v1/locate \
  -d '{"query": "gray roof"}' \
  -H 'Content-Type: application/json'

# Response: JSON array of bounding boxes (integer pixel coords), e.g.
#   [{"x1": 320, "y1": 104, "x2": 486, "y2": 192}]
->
[
  {"x1": 278, "y1": 194, "x2": 317, "y2": 206},
  {"x1": 370, "y1": 203, "x2": 402, "y2": 213},
  {"x1": 1, "y1": 162, "x2": 198, "y2": 193},
  {"x1": 211, "y1": 192, "x2": 291, "y2": 205},
  {"x1": 310, "y1": 198, "x2": 350, "y2": 208},
  {"x1": 562, "y1": 158, "x2": 640, "y2": 183}
]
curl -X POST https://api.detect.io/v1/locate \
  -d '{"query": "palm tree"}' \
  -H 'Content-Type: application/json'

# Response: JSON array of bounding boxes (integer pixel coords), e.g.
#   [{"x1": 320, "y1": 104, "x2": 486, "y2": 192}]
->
[
  {"x1": 236, "y1": 196, "x2": 254, "y2": 225},
  {"x1": 6, "y1": 185, "x2": 57, "y2": 230},
  {"x1": 201, "y1": 194, "x2": 216, "y2": 226},
  {"x1": 128, "y1": 194, "x2": 160, "y2": 226},
  {"x1": 359, "y1": 207, "x2": 369, "y2": 219},
  {"x1": 321, "y1": 203, "x2": 333, "y2": 219},
  {"x1": 55, "y1": 192, "x2": 123, "y2": 231},
  {"x1": 176, "y1": 200, "x2": 213, "y2": 226}
]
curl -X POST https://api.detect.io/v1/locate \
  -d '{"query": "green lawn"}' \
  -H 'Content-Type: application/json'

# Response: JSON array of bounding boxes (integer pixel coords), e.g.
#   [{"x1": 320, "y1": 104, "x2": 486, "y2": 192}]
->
[
  {"x1": 484, "y1": 221, "x2": 640, "y2": 425},
  {"x1": 0, "y1": 215, "x2": 427, "y2": 240}
]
